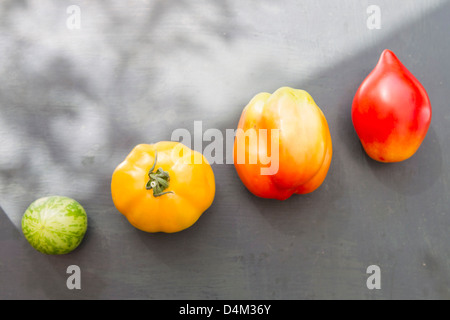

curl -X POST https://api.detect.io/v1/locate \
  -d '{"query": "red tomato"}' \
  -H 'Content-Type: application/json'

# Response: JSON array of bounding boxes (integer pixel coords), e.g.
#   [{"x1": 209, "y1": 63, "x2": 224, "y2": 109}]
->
[{"x1": 352, "y1": 49, "x2": 432, "y2": 162}]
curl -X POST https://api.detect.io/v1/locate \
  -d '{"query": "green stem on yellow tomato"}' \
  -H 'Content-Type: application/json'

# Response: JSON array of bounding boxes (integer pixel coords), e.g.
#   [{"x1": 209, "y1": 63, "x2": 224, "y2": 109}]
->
[{"x1": 145, "y1": 150, "x2": 174, "y2": 197}]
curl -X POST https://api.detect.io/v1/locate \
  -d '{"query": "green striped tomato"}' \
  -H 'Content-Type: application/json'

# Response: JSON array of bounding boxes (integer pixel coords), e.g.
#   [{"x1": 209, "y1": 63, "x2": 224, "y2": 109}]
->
[{"x1": 22, "y1": 196, "x2": 88, "y2": 255}]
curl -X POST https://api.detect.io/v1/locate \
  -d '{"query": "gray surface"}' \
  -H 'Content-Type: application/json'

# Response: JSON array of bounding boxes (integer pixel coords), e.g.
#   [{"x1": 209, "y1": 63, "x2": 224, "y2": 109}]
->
[{"x1": 1, "y1": 0, "x2": 450, "y2": 300}]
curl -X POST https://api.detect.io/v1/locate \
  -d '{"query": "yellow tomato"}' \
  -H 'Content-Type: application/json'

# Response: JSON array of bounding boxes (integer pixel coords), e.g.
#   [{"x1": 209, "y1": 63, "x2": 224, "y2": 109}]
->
[{"x1": 111, "y1": 141, "x2": 215, "y2": 233}]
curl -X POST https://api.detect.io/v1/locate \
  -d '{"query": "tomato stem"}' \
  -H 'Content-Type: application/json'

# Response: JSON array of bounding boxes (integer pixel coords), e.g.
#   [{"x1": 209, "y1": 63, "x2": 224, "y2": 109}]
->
[{"x1": 145, "y1": 150, "x2": 174, "y2": 197}]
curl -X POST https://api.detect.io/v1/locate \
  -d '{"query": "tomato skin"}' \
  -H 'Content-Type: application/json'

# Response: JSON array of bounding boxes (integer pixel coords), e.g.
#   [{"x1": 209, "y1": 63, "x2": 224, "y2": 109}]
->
[
  {"x1": 352, "y1": 49, "x2": 432, "y2": 162},
  {"x1": 233, "y1": 87, "x2": 332, "y2": 200}
]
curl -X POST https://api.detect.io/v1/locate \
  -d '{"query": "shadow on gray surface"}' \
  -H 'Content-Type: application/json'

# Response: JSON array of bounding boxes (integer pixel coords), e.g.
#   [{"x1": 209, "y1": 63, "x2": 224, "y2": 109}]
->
[
  {"x1": 0, "y1": 0, "x2": 449, "y2": 299},
  {"x1": 365, "y1": 126, "x2": 442, "y2": 196}
]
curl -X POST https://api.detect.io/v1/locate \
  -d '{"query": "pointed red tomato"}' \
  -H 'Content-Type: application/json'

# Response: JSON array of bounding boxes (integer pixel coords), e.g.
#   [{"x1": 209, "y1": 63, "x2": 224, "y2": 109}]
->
[{"x1": 352, "y1": 49, "x2": 432, "y2": 162}]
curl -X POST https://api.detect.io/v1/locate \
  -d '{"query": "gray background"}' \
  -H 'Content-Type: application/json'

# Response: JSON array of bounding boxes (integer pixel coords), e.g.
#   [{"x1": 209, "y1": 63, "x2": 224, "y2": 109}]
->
[{"x1": 0, "y1": 0, "x2": 449, "y2": 300}]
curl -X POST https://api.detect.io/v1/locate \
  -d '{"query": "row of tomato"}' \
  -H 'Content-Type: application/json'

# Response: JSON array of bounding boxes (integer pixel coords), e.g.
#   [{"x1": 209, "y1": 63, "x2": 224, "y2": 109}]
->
[{"x1": 21, "y1": 49, "x2": 432, "y2": 255}]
